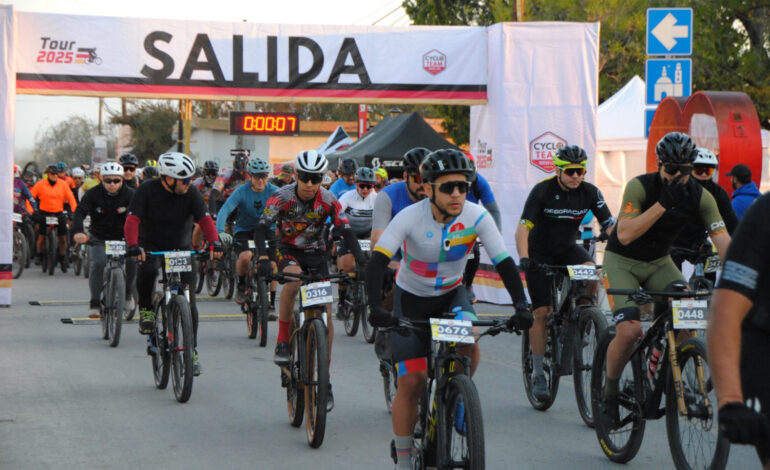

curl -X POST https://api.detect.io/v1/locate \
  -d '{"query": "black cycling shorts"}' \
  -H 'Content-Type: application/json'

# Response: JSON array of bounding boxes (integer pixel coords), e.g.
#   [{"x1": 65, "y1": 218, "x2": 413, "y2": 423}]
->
[
  {"x1": 233, "y1": 231, "x2": 256, "y2": 255},
  {"x1": 391, "y1": 286, "x2": 477, "y2": 377},
  {"x1": 740, "y1": 327, "x2": 770, "y2": 464},
  {"x1": 525, "y1": 244, "x2": 593, "y2": 310},
  {"x1": 35, "y1": 211, "x2": 68, "y2": 236},
  {"x1": 276, "y1": 244, "x2": 329, "y2": 276}
]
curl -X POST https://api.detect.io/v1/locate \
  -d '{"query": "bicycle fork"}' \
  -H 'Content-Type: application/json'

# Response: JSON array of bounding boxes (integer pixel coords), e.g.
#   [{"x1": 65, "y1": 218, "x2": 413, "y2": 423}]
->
[{"x1": 667, "y1": 330, "x2": 710, "y2": 416}]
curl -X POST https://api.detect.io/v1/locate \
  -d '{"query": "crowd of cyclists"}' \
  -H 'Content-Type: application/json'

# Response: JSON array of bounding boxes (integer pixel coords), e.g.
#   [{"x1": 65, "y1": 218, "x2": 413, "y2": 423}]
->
[{"x1": 11, "y1": 130, "x2": 770, "y2": 469}]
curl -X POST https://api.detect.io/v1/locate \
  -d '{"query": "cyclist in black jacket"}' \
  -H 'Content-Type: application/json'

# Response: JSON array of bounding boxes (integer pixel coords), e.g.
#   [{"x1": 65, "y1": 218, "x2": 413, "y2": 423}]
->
[{"x1": 72, "y1": 162, "x2": 136, "y2": 318}]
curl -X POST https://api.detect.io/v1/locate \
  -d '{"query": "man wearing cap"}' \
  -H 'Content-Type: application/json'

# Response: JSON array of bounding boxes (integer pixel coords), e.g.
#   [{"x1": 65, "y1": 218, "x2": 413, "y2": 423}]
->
[
  {"x1": 269, "y1": 164, "x2": 295, "y2": 188},
  {"x1": 728, "y1": 164, "x2": 761, "y2": 219}
]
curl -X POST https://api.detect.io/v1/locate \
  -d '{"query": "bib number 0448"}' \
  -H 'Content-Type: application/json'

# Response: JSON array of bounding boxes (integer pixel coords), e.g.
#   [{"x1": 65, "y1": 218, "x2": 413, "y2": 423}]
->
[
  {"x1": 430, "y1": 318, "x2": 474, "y2": 344},
  {"x1": 672, "y1": 299, "x2": 708, "y2": 330}
]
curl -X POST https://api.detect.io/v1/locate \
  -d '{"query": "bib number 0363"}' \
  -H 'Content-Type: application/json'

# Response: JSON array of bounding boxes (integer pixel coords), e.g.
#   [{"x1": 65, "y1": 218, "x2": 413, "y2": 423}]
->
[
  {"x1": 430, "y1": 318, "x2": 474, "y2": 344},
  {"x1": 164, "y1": 252, "x2": 192, "y2": 273},
  {"x1": 300, "y1": 281, "x2": 333, "y2": 307},
  {"x1": 672, "y1": 300, "x2": 708, "y2": 330}
]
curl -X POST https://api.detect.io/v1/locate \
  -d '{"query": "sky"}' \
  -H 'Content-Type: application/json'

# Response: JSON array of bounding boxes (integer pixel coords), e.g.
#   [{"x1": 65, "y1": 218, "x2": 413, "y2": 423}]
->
[{"x1": 10, "y1": 0, "x2": 409, "y2": 161}]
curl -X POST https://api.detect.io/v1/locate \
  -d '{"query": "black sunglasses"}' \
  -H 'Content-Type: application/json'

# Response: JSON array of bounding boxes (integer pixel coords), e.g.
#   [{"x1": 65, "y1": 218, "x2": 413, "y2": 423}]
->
[
  {"x1": 297, "y1": 171, "x2": 323, "y2": 184},
  {"x1": 123, "y1": 166, "x2": 136, "y2": 172},
  {"x1": 250, "y1": 173, "x2": 268, "y2": 180},
  {"x1": 103, "y1": 178, "x2": 121, "y2": 184},
  {"x1": 407, "y1": 172, "x2": 422, "y2": 184},
  {"x1": 562, "y1": 167, "x2": 586, "y2": 177},
  {"x1": 432, "y1": 181, "x2": 470, "y2": 195},
  {"x1": 663, "y1": 163, "x2": 693, "y2": 175},
  {"x1": 204, "y1": 170, "x2": 218, "y2": 177},
  {"x1": 357, "y1": 183, "x2": 373, "y2": 190}
]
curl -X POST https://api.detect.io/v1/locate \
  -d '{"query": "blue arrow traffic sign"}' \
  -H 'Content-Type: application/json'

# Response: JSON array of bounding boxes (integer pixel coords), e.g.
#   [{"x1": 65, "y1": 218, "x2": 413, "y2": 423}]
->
[
  {"x1": 645, "y1": 108, "x2": 656, "y2": 138},
  {"x1": 645, "y1": 58, "x2": 691, "y2": 106},
  {"x1": 647, "y1": 8, "x2": 693, "y2": 56}
]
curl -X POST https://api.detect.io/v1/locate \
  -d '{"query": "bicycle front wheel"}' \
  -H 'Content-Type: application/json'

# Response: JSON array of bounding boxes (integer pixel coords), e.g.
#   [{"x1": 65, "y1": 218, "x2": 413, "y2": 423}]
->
[
  {"x1": 46, "y1": 230, "x2": 56, "y2": 276},
  {"x1": 107, "y1": 268, "x2": 125, "y2": 347},
  {"x1": 342, "y1": 285, "x2": 360, "y2": 337},
  {"x1": 195, "y1": 259, "x2": 205, "y2": 294},
  {"x1": 361, "y1": 306, "x2": 376, "y2": 344},
  {"x1": 12, "y1": 230, "x2": 25, "y2": 279},
  {"x1": 286, "y1": 317, "x2": 304, "y2": 427},
  {"x1": 169, "y1": 294, "x2": 194, "y2": 403},
  {"x1": 573, "y1": 306, "x2": 608, "y2": 427},
  {"x1": 257, "y1": 279, "x2": 269, "y2": 347},
  {"x1": 438, "y1": 374, "x2": 485, "y2": 470},
  {"x1": 304, "y1": 318, "x2": 329, "y2": 448},
  {"x1": 521, "y1": 328, "x2": 559, "y2": 411},
  {"x1": 665, "y1": 337, "x2": 730, "y2": 470},
  {"x1": 205, "y1": 264, "x2": 222, "y2": 296},
  {"x1": 151, "y1": 302, "x2": 170, "y2": 389}
]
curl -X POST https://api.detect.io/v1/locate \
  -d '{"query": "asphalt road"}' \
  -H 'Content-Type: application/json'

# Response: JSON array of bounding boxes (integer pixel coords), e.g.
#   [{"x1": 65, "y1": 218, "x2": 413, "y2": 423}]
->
[{"x1": 0, "y1": 268, "x2": 759, "y2": 469}]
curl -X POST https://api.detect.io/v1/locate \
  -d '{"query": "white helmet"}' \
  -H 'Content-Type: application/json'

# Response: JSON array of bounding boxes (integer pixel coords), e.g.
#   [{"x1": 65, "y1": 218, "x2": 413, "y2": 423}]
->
[
  {"x1": 101, "y1": 162, "x2": 124, "y2": 177},
  {"x1": 693, "y1": 148, "x2": 718, "y2": 167},
  {"x1": 71, "y1": 167, "x2": 85, "y2": 178},
  {"x1": 158, "y1": 152, "x2": 196, "y2": 179},
  {"x1": 295, "y1": 150, "x2": 328, "y2": 174}
]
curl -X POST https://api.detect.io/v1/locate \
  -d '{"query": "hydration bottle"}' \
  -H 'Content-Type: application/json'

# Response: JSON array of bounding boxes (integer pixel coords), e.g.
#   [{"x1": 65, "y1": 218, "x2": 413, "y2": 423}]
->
[{"x1": 647, "y1": 341, "x2": 663, "y2": 381}]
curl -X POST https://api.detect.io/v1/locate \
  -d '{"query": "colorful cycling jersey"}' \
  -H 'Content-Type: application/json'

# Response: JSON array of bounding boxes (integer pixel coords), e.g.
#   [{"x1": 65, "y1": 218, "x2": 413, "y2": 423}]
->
[
  {"x1": 30, "y1": 178, "x2": 77, "y2": 213},
  {"x1": 338, "y1": 189, "x2": 377, "y2": 237},
  {"x1": 466, "y1": 173, "x2": 495, "y2": 205},
  {"x1": 374, "y1": 198, "x2": 510, "y2": 296},
  {"x1": 216, "y1": 181, "x2": 278, "y2": 234},
  {"x1": 259, "y1": 183, "x2": 350, "y2": 251},
  {"x1": 213, "y1": 168, "x2": 246, "y2": 199},
  {"x1": 13, "y1": 177, "x2": 36, "y2": 213},
  {"x1": 372, "y1": 182, "x2": 415, "y2": 231},
  {"x1": 192, "y1": 177, "x2": 216, "y2": 204},
  {"x1": 520, "y1": 176, "x2": 614, "y2": 257}
]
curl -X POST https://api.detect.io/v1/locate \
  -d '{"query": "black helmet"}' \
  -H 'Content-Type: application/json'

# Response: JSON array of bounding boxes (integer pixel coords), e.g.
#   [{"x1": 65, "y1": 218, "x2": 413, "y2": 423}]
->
[
  {"x1": 203, "y1": 160, "x2": 219, "y2": 172},
  {"x1": 142, "y1": 166, "x2": 159, "y2": 180},
  {"x1": 355, "y1": 167, "x2": 376, "y2": 184},
  {"x1": 655, "y1": 132, "x2": 698, "y2": 164},
  {"x1": 119, "y1": 153, "x2": 138, "y2": 166},
  {"x1": 553, "y1": 145, "x2": 588, "y2": 169},
  {"x1": 403, "y1": 147, "x2": 430, "y2": 173},
  {"x1": 339, "y1": 158, "x2": 358, "y2": 175},
  {"x1": 420, "y1": 149, "x2": 476, "y2": 183},
  {"x1": 233, "y1": 152, "x2": 249, "y2": 172},
  {"x1": 45, "y1": 163, "x2": 59, "y2": 174}
]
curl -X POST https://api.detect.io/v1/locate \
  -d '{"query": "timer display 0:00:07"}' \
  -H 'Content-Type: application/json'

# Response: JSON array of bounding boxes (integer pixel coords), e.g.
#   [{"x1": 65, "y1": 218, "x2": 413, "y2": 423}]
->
[{"x1": 229, "y1": 112, "x2": 300, "y2": 136}]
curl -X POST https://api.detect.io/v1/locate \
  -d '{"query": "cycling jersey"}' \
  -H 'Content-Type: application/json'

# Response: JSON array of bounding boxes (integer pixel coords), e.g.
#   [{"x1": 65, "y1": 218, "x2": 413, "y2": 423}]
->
[
  {"x1": 30, "y1": 178, "x2": 77, "y2": 213},
  {"x1": 192, "y1": 177, "x2": 216, "y2": 204},
  {"x1": 216, "y1": 181, "x2": 278, "y2": 234},
  {"x1": 520, "y1": 176, "x2": 613, "y2": 257},
  {"x1": 13, "y1": 177, "x2": 36, "y2": 214},
  {"x1": 258, "y1": 183, "x2": 350, "y2": 251},
  {"x1": 213, "y1": 168, "x2": 246, "y2": 199},
  {"x1": 329, "y1": 178, "x2": 355, "y2": 198},
  {"x1": 374, "y1": 198, "x2": 509, "y2": 296},
  {"x1": 337, "y1": 188, "x2": 376, "y2": 238},
  {"x1": 73, "y1": 183, "x2": 135, "y2": 241},
  {"x1": 372, "y1": 182, "x2": 414, "y2": 231}
]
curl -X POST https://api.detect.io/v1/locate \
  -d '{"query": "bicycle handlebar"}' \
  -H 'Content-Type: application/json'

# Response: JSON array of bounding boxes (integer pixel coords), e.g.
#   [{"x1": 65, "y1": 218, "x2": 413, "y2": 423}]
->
[
  {"x1": 389, "y1": 316, "x2": 520, "y2": 340},
  {"x1": 270, "y1": 270, "x2": 351, "y2": 284},
  {"x1": 606, "y1": 287, "x2": 710, "y2": 304}
]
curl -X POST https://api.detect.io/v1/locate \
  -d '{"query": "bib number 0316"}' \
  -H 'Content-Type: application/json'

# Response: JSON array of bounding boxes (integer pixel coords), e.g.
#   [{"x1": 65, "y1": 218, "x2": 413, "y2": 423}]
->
[
  {"x1": 430, "y1": 318, "x2": 474, "y2": 344},
  {"x1": 300, "y1": 281, "x2": 333, "y2": 307}
]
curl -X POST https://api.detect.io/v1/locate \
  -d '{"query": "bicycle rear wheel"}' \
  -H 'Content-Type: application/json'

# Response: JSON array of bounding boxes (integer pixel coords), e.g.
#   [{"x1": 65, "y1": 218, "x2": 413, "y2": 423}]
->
[
  {"x1": 257, "y1": 279, "x2": 269, "y2": 347},
  {"x1": 305, "y1": 317, "x2": 329, "y2": 448},
  {"x1": 83, "y1": 245, "x2": 90, "y2": 278},
  {"x1": 591, "y1": 327, "x2": 646, "y2": 463},
  {"x1": 361, "y1": 306, "x2": 376, "y2": 344},
  {"x1": 521, "y1": 328, "x2": 560, "y2": 410},
  {"x1": 665, "y1": 337, "x2": 730, "y2": 470},
  {"x1": 341, "y1": 284, "x2": 360, "y2": 337},
  {"x1": 12, "y1": 230, "x2": 25, "y2": 279},
  {"x1": 107, "y1": 268, "x2": 125, "y2": 348},
  {"x1": 151, "y1": 302, "x2": 170, "y2": 389},
  {"x1": 206, "y1": 264, "x2": 222, "y2": 296},
  {"x1": 438, "y1": 374, "x2": 485, "y2": 470},
  {"x1": 287, "y1": 317, "x2": 304, "y2": 427},
  {"x1": 195, "y1": 259, "x2": 205, "y2": 294},
  {"x1": 380, "y1": 361, "x2": 397, "y2": 413},
  {"x1": 169, "y1": 294, "x2": 194, "y2": 403},
  {"x1": 46, "y1": 230, "x2": 56, "y2": 276},
  {"x1": 573, "y1": 306, "x2": 608, "y2": 427},
  {"x1": 73, "y1": 245, "x2": 83, "y2": 276}
]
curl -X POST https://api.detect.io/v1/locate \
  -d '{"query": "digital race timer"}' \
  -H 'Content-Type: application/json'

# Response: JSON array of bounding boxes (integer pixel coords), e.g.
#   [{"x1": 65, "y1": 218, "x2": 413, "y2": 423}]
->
[{"x1": 229, "y1": 112, "x2": 300, "y2": 136}]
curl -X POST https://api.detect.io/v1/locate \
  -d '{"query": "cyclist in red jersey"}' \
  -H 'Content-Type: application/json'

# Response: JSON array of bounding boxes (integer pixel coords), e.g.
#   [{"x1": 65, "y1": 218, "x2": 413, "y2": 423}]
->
[{"x1": 209, "y1": 151, "x2": 249, "y2": 214}]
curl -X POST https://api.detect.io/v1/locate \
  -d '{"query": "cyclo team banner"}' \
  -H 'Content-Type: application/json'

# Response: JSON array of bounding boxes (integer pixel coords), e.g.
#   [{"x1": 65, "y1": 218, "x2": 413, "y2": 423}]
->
[{"x1": 15, "y1": 12, "x2": 487, "y2": 104}]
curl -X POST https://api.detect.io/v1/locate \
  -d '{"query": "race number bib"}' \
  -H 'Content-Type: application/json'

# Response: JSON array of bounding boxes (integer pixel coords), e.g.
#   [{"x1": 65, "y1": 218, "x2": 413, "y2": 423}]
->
[
  {"x1": 45, "y1": 216, "x2": 59, "y2": 225},
  {"x1": 704, "y1": 255, "x2": 721, "y2": 273},
  {"x1": 567, "y1": 265, "x2": 600, "y2": 280},
  {"x1": 672, "y1": 300, "x2": 708, "y2": 330},
  {"x1": 105, "y1": 240, "x2": 126, "y2": 256},
  {"x1": 164, "y1": 252, "x2": 192, "y2": 273},
  {"x1": 358, "y1": 239, "x2": 371, "y2": 251},
  {"x1": 12, "y1": 213, "x2": 22, "y2": 223},
  {"x1": 300, "y1": 281, "x2": 333, "y2": 307},
  {"x1": 429, "y1": 318, "x2": 474, "y2": 344}
]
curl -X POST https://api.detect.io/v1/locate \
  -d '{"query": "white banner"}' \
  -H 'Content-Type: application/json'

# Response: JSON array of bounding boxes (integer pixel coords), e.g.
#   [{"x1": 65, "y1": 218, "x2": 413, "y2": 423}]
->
[
  {"x1": 0, "y1": 5, "x2": 14, "y2": 305},
  {"x1": 470, "y1": 22, "x2": 599, "y2": 304},
  {"x1": 16, "y1": 12, "x2": 487, "y2": 104}
]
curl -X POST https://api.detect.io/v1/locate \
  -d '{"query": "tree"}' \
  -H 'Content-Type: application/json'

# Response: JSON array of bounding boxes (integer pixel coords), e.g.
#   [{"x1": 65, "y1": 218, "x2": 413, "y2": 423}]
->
[
  {"x1": 111, "y1": 101, "x2": 177, "y2": 163},
  {"x1": 33, "y1": 115, "x2": 96, "y2": 167}
]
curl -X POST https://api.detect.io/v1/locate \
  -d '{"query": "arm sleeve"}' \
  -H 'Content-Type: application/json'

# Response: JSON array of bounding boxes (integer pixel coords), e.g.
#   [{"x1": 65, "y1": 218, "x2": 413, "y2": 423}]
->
[
  {"x1": 21, "y1": 184, "x2": 36, "y2": 210},
  {"x1": 494, "y1": 257, "x2": 527, "y2": 305},
  {"x1": 483, "y1": 201, "x2": 502, "y2": 231},
  {"x1": 365, "y1": 251, "x2": 390, "y2": 309},
  {"x1": 72, "y1": 189, "x2": 91, "y2": 234},
  {"x1": 617, "y1": 178, "x2": 646, "y2": 221},
  {"x1": 371, "y1": 191, "x2": 393, "y2": 231},
  {"x1": 198, "y1": 216, "x2": 219, "y2": 243},
  {"x1": 215, "y1": 187, "x2": 239, "y2": 232},
  {"x1": 124, "y1": 214, "x2": 140, "y2": 246},
  {"x1": 476, "y1": 175, "x2": 496, "y2": 204},
  {"x1": 698, "y1": 190, "x2": 727, "y2": 237},
  {"x1": 714, "y1": 186, "x2": 739, "y2": 235},
  {"x1": 592, "y1": 186, "x2": 615, "y2": 230},
  {"x1": 255, "y1": 194, "x2": 282, "y2": 257}
]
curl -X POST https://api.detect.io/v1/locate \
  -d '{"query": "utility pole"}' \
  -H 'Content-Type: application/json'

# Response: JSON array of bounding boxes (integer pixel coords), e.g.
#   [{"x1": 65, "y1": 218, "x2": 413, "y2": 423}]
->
[
  {"x1": 97, "y1": 97, "x2": 103, "y2": 135},
  {"x1": 513, "y1": 0, "x2": 524, "y2": 21}
]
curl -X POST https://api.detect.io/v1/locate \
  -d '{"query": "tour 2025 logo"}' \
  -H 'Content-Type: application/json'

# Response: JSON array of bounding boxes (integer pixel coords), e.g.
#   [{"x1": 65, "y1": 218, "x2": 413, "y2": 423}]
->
[
  {"x1": 36, "y1": 37, "x2": 102, "y2": 65},
  {"x1": 529, "y1": 132, "x2": 567, "y2": 173}
]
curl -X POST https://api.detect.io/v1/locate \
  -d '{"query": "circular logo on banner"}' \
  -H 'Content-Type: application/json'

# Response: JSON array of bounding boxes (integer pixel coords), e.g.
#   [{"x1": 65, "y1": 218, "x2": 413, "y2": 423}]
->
[{"x1": 529, "y1": 132, "x2": 567, "y2": 173}]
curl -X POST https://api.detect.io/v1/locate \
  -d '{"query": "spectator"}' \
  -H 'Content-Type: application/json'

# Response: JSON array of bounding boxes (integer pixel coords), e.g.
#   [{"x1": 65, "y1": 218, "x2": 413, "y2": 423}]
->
[{"x1": 728, "y1": 164, "x2": 760, "y2": 219}]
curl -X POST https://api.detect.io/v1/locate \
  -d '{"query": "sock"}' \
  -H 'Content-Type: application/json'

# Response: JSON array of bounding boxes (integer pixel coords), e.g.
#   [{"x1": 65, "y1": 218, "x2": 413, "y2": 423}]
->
[
  {"x1": 270, "y1": 290, "x2": 276, "y2": 306},
  {"x1": 277, "y1": 320, "x2": 291, "y2": 343},
  {"x1": 394, "y1": 435, "x2": 414, "y2": 469},
  {"x1": 604, "y1": 377, "x2": 619, "y2": 396},
  {"x1": 238, "y1": 275, "x2": 246, "y2": 286},
  {"x1": 533, "y1": 354, "x2": 545, "y2": 377}
]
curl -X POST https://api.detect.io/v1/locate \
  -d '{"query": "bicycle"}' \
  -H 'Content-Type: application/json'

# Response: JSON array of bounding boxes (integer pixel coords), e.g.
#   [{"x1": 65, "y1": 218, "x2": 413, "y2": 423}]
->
[
  {"x1": 670, "y1": 244, "x2": 720, "y2": 292},
  {"x1": 92, "y1": 240, "x2": 129, "y2": 347},
  {"x1": 70, "y1": 239, "x2": 87, "y2": 276},
  {"x1": 145, "y1": 250, "x2": 204, "y2": 403},
  {"x1": 521, "y1": 262, "x2": 608, "y2": 426},
  {"x1": 240, "y1": 239, "x2": 270, "y2": 346},
  {"x1": 274, "y1": 269, "x2": 350, "y2": 448},
  {"x1": 388, "y1": 315, "x2": 519, "y2": 470},
  {"x1": 337, "y1": 239, "x2": 374, "y2": 342},
  {"x1": 39, "y1": 214, "x2": 61, "y2": 276},
  {"x1": 206, "y1": 242, "x2": 235, "y2": 299},
  {"x1": 591, "y1": 285, "x2": 730, "y2": 469},
  {"x1": 21, "y1": 213, "x2": 36, "y2": 268},
  {"x1": 12, "y1": 213, "x2": 27, "y2": 279}
]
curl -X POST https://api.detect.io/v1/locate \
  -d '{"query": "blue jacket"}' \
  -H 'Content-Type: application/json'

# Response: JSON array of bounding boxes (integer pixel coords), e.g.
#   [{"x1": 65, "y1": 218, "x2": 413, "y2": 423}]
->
[
  {"x1": 731, "y1": 181, "x2": 761, "y2": 220},
  {"x1": 329, "y1": 178, "x2": 355, "y2": 198},
  {"x1": 216, "y1": 182, "x2": 278, "y2": 233}
]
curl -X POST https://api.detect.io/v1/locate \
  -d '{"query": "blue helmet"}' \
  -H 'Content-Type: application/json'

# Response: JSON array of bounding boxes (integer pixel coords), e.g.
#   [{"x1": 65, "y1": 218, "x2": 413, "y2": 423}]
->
[{"x1": 248, "y1": 157, "x2": 271, "y2": 175}]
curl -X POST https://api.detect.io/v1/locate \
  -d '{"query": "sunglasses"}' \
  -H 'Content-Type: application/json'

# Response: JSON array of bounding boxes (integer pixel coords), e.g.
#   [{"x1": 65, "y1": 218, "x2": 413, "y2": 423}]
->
[
  {"x1": 204, "y1": 170, "x2": 218, "y2": 177},
  {"x1": 297, "y1": 171, "x2": 323, "y2": 184},
  {"x1": 693, "y1": 166, "x2": 715, "y2": 177},
  {"x1": 123, "y1": 166, "x2": 136, "y2": 172},
  {"x1": 562, "y1": 167, "x2": 586, "y2": 177},
  {"x1": 103, "y1": 178, "x2": 121, "y2": 184},
  {"x1": 663, "y1": 163, "x2": 693, "y2": 175},
  {"x1": 432, "y1": 181, "x2": 470, "y2": 195},
  {"x1": 408, "y1": 173, "x2": 422, "y2": 184},
  {"x1": 250, "y1": 173, "x2": 268, "y2": 180},
  {"x1": 357, "y1": 183, "x2": 373, "y2": 190}
]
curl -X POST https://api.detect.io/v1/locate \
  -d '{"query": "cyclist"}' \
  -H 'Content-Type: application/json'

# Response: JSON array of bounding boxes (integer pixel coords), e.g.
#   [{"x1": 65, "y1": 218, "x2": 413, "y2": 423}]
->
[
  {"x1": 70, "y1": 167, "x2": 86, "y2": 202},
  {"x1": 329, "y1": 157, "x2": 358, "y2": 198},
  {"x1": 254, "y1": 150, "x2": 365, "y2": 411},
  {"x1": 192, "y1": 160, "x2": 220, "y2": 206},
  {"x1": 124, "y1": 152, "x2": 222, "y2": 376},
  {"x1": 82, "y1": 164, "x2": 101, "y2": 191},
  {"x1": 31, "y1": 164, "x2": 78, "y2": 269},
  {"x1": 515, "y1": 145, "x2": 615, "y2": 401},
  {"x1": 209, "y1": 150, "x2": 249, "y2": 214},
  {"x1": 269, "y1": 163, "x2": 295, "y2": 188},
  {"x1": 374, "y1": 167, "x2": 389, "y2": 191},
  {"x1": 119, "y1": 154, "x2": 140, "y2": 189},
  {"x1": 335, "y1": 167, "x2": 377, "y2": 313},
  {"x1": 708, "y1": 192, "x2": 770, "y2": 468},
  {"x1": 141, "y1": 165, "x2": 159, "y2": 182},
  {"x1": 13, "y1": 164, "x2": 37, "y2": 215},
  {"x1": 55, "y1": 162, "x2": 75, "y2": 189},
  {"x1": 364, "y1": 149, "x2": 533, "y2": 469},
  {"x1": 599, "y1": 132, "x2": 731, "y2": 426},
  {"x1": 73, "y1": 162, "x2": 137, "y2": 318},
  {"x1": 215, "y1": 157, "x2": 278, "y2": 305}
]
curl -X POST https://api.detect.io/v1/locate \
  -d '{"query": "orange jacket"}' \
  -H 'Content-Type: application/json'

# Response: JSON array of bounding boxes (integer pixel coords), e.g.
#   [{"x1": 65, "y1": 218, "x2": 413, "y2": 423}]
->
[{"x1": 31, "y1": 178, "x2": 77, "y2": 213}]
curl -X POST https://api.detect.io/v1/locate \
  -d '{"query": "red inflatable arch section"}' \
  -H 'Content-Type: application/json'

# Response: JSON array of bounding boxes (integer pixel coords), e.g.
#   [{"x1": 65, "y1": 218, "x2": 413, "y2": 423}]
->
[{"x1": 646, "y1": 91, "x2": 762, "y2": 195}]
